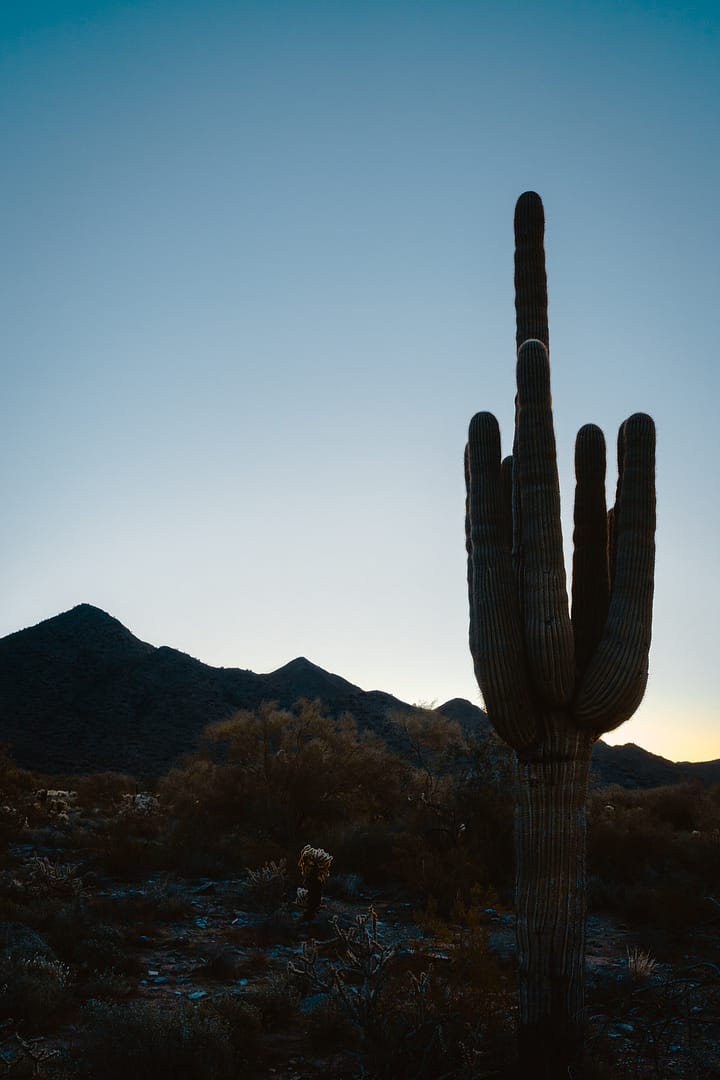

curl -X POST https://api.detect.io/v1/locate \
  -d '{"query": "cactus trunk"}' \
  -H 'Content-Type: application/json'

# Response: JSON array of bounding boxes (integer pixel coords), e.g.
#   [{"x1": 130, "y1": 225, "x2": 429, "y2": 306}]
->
[{"x1": 515, "y1": 725, "x2": 592, "y2": 1076}]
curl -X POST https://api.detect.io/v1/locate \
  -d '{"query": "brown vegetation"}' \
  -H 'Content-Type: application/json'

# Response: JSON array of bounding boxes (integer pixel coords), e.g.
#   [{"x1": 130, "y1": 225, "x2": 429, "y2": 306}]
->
[{"x1": 0, "y1": 704, "x2": 719, "y2": 1076}]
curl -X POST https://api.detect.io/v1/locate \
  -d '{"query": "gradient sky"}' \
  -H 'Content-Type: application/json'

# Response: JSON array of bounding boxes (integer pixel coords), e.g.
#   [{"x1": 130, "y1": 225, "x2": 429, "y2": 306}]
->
[{"x1": 2, "y1": 0, "x2": 718, "y2": 763}]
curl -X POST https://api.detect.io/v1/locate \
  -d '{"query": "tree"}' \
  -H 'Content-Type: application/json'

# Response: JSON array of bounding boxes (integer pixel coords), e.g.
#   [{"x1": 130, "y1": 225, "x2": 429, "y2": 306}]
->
[{"x1": 464, "y1": 192, "x2": 656, "y2": 1076}]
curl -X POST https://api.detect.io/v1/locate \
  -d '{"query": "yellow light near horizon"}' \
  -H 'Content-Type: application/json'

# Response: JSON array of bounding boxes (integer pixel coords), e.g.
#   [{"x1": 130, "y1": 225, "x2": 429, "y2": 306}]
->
[{"x1": 603, "y1": 697, "x2": 720, "y2": 764}]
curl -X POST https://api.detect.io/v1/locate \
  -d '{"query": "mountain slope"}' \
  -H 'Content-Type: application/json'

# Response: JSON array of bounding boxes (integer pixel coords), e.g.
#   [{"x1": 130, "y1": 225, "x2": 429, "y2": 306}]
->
[
  {"x1": 1, "y1": 605, "x2": 718, "y2": 787},
  {"x1": 433, "y1": 697, "x2": 720, "y2": 790},
  {"x1": 0, "y1": 606, "x2": 415, "y2": 775}
]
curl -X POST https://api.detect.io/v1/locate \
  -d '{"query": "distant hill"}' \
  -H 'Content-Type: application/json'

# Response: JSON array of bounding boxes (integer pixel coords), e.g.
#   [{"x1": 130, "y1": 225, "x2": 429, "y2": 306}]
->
[{"x1": 1, "y1": 604, "x2": 718, "y2": 789}]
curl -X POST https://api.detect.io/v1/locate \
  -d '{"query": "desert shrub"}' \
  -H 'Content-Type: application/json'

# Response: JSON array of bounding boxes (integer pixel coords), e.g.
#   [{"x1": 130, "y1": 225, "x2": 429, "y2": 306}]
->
[
  {"x1": 79, "y1": 790, "x2": 168, "y2": 878},
  {"x1": 242, "y1": 858, "x2": 289, "y2": 911},
  {"x1": 588, "y1": 783, "x2": 720, "y2": 931},
  {"x1": 80, "y1": 965, "x2": 135, "y2": 1000},
  {"x1": 78, "y1": 998, "x2": 251, "y2": 1078},
  {"x1": 246, "y1": 904, "x2": 299, "y2": 947},
  {"x1": 94, "y1": 875, "x2": 191, "y2": 924},
  {"x1": 199, "y1": 993, "x2": 262, "y2": 1048},
  {"x1": 289, "y1": 906, "x2": 398, "y2": 1037},
  {"x1": 325, "y1": 821, "x2": 401, "y2": 884},
  {"x1": 159, "y1": 701, "x2": 409, "y2": 855},
  {"x1": 72, "y1": 772, "x2": 137, "y2": 812},
  {"x1": 46, "y1": 909, "x2": 140, "y2": 974},
  {"x1": 201, "y1": 943, "x2": 241, "y2": 980},
  {"x1": 586, "y1": 959, "x2": 720, "y2": 1077},
  {"x1": 290, "y1": 903, "x2": 513, "y2": 1079},
  {"x1": 0, "y1": 803, "x2": 29, "y2": 854},
  {"x1": 0, "y1": 921, "x2": 54, "y2": 959},
  {"x1": 243, "y1": 970, "x2": 301, "y2": 1029},
  {"x1": 0, "y1": 952, "x2": 72, "y2": 1031},
  {"x1": 0, "y1": 745, "x2": 36, "y2": 802},
  {"x1": 373, "y1": 716, "x2": 514, "y2": 910},
  {"x1": 327, "y1": 870, "x2": 365, "y2": 900},
  {"x1": 317, "y1": 717, "x2": 513, "y2": 909},
  {"x1": 0, "y1": 749, "x2": 42, "y2": 860},
  {"x1": 644, "y1": 781, "x2": 717, "y2": 832},
  {"x1": 0, "y1": 867, "x2": 78, "y2": 929},
  {"x1": 25, "y1": 855, "x2": 84, "y2": 900},
  {"x1": 155, "y1": 702, "x2": 515, "y2": 906}
]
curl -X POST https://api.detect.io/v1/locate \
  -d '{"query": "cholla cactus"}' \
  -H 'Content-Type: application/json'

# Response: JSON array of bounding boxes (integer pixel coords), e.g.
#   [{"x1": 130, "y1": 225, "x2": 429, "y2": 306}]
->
[
  {"x1": 298, "y1": 845, "x2": 333, "y2": 882},
  {"x1": 288, "y1": 905, "x2": 397, "y2": 1033},
  {"x1": 297, "y1": 844, "x2": 333, "y2": 919}
]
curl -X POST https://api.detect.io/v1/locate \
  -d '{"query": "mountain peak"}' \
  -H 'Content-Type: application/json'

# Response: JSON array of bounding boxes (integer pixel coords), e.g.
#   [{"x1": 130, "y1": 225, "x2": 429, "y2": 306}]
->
[
  {"x1": 59, "y1": 603, "x2": 120, "y2": 624},
  {"x1": 279, "y1": 656, "x2": 322, "y2": 673},
  {"x1": 11, "y1": 603, "x2": 118, "y2": 636}
]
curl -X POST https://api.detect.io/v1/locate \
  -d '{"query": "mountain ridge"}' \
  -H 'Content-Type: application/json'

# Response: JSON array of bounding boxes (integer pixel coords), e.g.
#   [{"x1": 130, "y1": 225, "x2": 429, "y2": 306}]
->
[{"x1": 1, "y1": 604, "x2": 718, "y2": 788}]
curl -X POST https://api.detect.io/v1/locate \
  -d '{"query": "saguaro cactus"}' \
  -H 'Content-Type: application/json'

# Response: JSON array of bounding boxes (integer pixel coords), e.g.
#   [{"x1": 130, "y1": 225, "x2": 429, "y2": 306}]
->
[{"x1": 465, "y1": 192, "x2": 655, "y2": 1076}]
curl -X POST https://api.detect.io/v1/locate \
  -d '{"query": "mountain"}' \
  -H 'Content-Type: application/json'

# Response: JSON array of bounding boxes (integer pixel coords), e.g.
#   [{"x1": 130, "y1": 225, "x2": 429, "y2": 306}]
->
[
  {"x1": 435, "y1": 696, "x2": 720, "y2": 790},
  {"x1": 0, "y1": 605, "x2": 415, "y2": 776},
  {"x1": 1, "y1": 604, "x2": 718, "y2": 788}
]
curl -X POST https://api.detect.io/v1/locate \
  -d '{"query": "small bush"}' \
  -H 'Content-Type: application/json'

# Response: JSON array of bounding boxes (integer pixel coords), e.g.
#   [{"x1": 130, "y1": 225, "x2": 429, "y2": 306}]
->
[
  {"x1": 0, "y1": 952, "x2": 72, "y2": 1031},
  {"x1": 25, "y1": 855, "x2": 84, "y2": 900},
  {"x1": 290, "y1": 902, "x2": 513, "y2": 1079},
  {"x1": 243, "y1": 859, "x2": 289, "y2": 912},
  {"x1": 243, "y1": 971, "x2": 300, "y2": 1029},
  {"x1": 202, "y1": 943, "x2": 241, "y2": 981},
  {"x1": 327, "y1": 871, "x2": 365, "y2": 900},
  {"x1": 79, "y1": 998, "x2": 245, "y2": 1078},
  {"x1": 589, "y1": 783, "x2": 720, "y2": 932},
  {"x1": 72, "y1": 771, "x2": 137, "y2": 812},
  {"x1": 96, "y1": 876, "x2": 190, "y2": 924},
  {"x1": 0, "y1": 921, "x2": 54, "y2": 958}
]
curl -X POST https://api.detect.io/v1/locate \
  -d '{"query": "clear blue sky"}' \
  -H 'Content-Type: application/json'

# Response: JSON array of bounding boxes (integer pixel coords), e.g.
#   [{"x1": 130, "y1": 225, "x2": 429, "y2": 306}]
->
[{"x1": 2, "y1": 0, "x2": 718, "y2": 762}]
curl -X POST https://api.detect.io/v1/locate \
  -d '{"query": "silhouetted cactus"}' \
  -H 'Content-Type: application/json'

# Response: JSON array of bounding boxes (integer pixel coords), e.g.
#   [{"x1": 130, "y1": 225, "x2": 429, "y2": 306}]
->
[
  {"x1": 465, "y1": 192, "x2": 656, "y2": 1077},
  {"x1": 298, "y1": 844, "x2": 333, "y2": 920}
]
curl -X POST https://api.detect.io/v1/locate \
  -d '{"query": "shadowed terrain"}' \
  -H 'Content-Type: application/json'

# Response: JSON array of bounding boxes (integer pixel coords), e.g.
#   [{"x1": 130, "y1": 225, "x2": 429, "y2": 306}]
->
[{"x1": 1, "y1": 604, "x2": 717, "y2": 788}]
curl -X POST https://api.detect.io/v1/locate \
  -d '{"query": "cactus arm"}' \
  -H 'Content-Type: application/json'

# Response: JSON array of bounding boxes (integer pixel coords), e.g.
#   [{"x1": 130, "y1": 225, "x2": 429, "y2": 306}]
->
[
  {"x1": 514, "y1": 191, "x2": 549, "y2": 351},
  {"x1": 574, "y1": 413, "x2": 656, "y2": 732},
  {"x1": 571, "y1": 424, "x2": 610, "y2": 673},
  {"x1": 466, "y1": 411, "x2": 536, "y2": 749},
  {"x1": 464, "y1": 443, "x2": 476, "y2": 661},
  {"x1": 500, "y1": 454, "x2": 514, "y2": 552},
  {"x1": 608, "y1": 424, "x2": 624, "y2": 589},
  {"x1": 607, "y1": 505, "x2": 617, "y2": 590},
  {"x1": 515, "y1": 340, "x2": 575, "y2": 707}
]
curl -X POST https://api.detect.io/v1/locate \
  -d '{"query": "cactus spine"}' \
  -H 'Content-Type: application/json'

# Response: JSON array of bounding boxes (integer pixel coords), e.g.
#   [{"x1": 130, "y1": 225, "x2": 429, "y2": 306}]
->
[{"x1": 465, "y1": 192, "x2": 656, "y2": 1075}]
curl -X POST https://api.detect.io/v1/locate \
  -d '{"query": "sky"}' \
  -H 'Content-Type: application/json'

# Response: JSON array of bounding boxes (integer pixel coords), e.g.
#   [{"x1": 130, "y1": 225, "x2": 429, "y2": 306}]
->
[{"x1": 1, "y1": 0, "x2": 718, "y2": 763}]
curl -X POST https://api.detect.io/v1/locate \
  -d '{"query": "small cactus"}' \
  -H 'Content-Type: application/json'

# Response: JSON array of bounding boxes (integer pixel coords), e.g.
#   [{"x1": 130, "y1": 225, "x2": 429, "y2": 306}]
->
[
  {"x1": 465, "y1": 192, "x2": 656, "y2": 1075},
  {"x1": 297, "y1": 844, "x2": 333, "y2": 920}
]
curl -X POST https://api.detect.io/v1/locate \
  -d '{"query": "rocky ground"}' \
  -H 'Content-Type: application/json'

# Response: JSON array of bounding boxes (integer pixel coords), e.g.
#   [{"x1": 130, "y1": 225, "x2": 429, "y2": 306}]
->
[
  {"x1": 2, "y1": 830, "x2": 720, "y2": 1078},
  {"x1": 2, "y1": 782, "x2": 720, "y2": 1079}
]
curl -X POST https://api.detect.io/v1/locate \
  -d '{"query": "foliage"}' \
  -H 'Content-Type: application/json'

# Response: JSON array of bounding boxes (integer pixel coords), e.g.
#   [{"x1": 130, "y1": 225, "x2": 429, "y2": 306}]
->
[
  {"x1": 78, "y1": 998, "x2": 244, "y2": 1078},
  {"x1": 587, "y1": 959, "x2": 720, "y2": 1077},
  {"x1": 161, "y1": 701, "x2": 408, "y2": 851},
  {"x1": 588, "y1": 782, "x2": 720, "y2": 931},
  {"x1": 3, "y1": 710, "x2": 720, "y2": 1075},
  {"x1": 0, "y1": 952, "x2": 72, "y2": 1032},
  {"x1": 242, "y1": 859, "x2": 289, "y2": 912},
  {"x1": 290, "y1": 902, "x2": 514, "y2": 1078}
]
